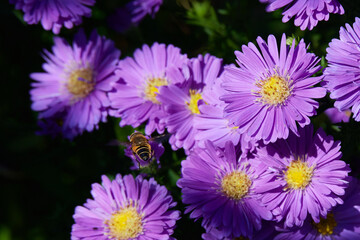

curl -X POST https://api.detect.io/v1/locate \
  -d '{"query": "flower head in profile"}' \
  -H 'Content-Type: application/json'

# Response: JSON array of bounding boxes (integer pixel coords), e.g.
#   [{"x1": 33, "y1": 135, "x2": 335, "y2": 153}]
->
[
  {"x1": 30, "y1": 30, "x2": 120, "y2": 138},
  {"x1": 157, "y1": 54, "x2": 224, "y2": 151},
  {"x1": 71, "y1": 174, "x2": 180, "y2": 240},
  {"x1": 194, "y1": 103, "x2": 258, "y2": 157},
  {"x1": 109, "y1": 43, "x2": 188, "y2": 136},
  {"x1": 259, "y1": 0, "x2": 344, "y2": 30},
  {"x1": 324, "y1": 108, "x2": 351, "y2": 124},
  {"x1": 194, "y1": 72, "x2": 258, "y2": 156},
  {"x1": 274, "y1": 177, "x2": 360, "y2": 240},
  {"x1": 10, "y1": 0, "x2": 95, "y2": 34},
  {"x1": 177, "y1": 141, "x2": 273, "y2": 239},
  {"x1": 324, "y1": 18, "x2": 360, "y2": 122},
  {"x1": 254, "y1": 124, "x2": 350, "y2": 228},
  {"x1": 221, "y1": 34, "x2": 326, "y2": 143}
]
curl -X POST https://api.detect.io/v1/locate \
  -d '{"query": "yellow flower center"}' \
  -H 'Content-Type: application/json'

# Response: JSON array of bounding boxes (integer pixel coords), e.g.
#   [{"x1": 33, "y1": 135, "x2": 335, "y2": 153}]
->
[
  {"x1": 186, "y1": 89, "x2": 203, "y2": 114},
  {"x1": 105, "y1": 206, "x2": 143, "y2": 240},
  {"x1": 312, "y1": 213, "x2": 337, "y2": 236},
  {"x1": 67, "y1": 68, "x2": 95, "y2": 99},
  {"x1": 284, "y1": 159, "x2": 314, "y2": 189},
  {"x1": 255, "y1": 74, "x2": 291, "y2": 106},
  {"x1": 221, "y1": 171, "x2": 252, "y2": 200},
  {"x1": 144, "y1": 77, "x2": 168, "y2": 104}
]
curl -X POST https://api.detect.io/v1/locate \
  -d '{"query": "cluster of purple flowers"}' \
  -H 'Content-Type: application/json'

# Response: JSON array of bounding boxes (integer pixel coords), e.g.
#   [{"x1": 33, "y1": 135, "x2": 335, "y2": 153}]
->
[
  {"x1": 16, "y1": 0, "x2": 360, "y2": 239},
  {"x1": 30, "y1": 19, "x2": 360, "y2": 238}
]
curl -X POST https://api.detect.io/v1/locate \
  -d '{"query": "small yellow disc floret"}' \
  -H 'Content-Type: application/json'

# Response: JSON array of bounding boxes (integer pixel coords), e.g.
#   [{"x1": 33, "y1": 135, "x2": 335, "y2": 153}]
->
[
  {"x1": 105, "y1": 206, "x2": 143, "y2": 240},
  {"x1": 255, "y1": 74, "x2": 291, "y2": 106},
  {"x1": 284, "y1": 159, "x2": 314, "y2": 190},
  {"x1": 67, "y1": 68, "x2": 95, "y2": 99},
  {"x1": 144, "y1": 77, "x2": 168, "y2": 104},
  {"x1": 186, "y1": 89, "x2": 203, "y2": 114},
  {"x1": 221, "y1": 171, "x2": 252, "y2": 200},
  {"x1": 312, "y1": 213, "x2": 337, "y2": 236}
]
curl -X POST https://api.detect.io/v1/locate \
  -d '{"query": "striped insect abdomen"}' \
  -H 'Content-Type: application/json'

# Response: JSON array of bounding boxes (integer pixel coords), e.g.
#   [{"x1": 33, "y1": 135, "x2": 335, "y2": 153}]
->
[{"x1": 134, "y1": 144, "x2": 151, "y2": 161}]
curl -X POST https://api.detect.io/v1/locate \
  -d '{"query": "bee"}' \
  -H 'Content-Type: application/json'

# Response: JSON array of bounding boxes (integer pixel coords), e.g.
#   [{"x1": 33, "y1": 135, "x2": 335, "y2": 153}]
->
[
  {"x1": 107, "y1": 131, "x2": 169, "y2": 168},
  {"x1": 129, "y1": 132, "x2": 154, "y2": 163}
]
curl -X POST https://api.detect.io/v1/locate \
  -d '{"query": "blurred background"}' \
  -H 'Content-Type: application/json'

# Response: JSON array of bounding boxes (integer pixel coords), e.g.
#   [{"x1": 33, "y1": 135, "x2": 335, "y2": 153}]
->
[{"x1": 1, "y1": 0, "x2": 360, "y2": 239}]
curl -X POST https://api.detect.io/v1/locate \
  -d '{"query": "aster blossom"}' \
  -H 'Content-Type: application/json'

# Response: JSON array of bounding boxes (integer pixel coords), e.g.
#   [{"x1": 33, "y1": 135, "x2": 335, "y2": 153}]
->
[
  {"x1": 254, "y1": 124, "x2": 350, "y2": 228},
  {"x1": 9, "y1": 0, "x2": 95, "y2": 34},
  {"x1": 109, "y1": 43, "x2": 188, "y2": 135},
  {"x1": 324, "y1": 17, "x2": 360, "y2": 121},
  {"x1": 259, "y1": 0, "x2": 344, "y2": 30},
  {"x1": 274, "y1": 177, "x2": 360, "y2": 240},
  {"x1": 30, "y1": 30, "x2": 120, "y2": 138},
  {"x1": 157, "y1": 54, "x2": 224, "y2": 151},
  {"x1": 71, "y1": 174, "x2": 180, "y2": 240},
  {"x1": 221, "y1": 34, "x2": 326, "y2": 143},
  {"x1": 177, "y1": 141, "x2": 273, "y2": 239}
]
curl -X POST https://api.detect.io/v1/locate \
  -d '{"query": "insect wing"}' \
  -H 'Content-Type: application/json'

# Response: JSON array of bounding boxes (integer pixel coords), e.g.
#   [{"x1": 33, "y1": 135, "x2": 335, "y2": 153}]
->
[{"x1": 150, "y1": 133, "x2": 170, "y2": 144}]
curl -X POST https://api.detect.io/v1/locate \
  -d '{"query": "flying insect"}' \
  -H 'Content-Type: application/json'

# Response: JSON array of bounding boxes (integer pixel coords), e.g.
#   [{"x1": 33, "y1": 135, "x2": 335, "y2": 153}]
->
[{"x1": 129, "y1": 131, "x2": 153, "y2": 163}]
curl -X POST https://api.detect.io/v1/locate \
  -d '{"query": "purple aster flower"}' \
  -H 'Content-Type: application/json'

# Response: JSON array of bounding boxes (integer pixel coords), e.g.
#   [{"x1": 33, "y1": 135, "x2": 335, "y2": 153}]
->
[
  {"x1": 254, "y1": 124, "x2": 350, "y2": 228},
  {"x1": 221, "y1": 34, "x2": 326, "y2": 143},
  {"x1": 71, "y1": 174, "x2": 180, "y2": 240},
  {"x1": 324, "y1": 108, "x2": 351, "y2": 124},
  {"x1": 157, "y1": 54, "x2": 224, "y2": 151},
  {"x1": 177, "y1": 141, "x2": 273, "y2": 239},
  {"x1": 324, "y1": 18, "x2": 360, "y2": 121},
  {"x1": 124, "y1": 136, "x2": 165, "y2": 170},
  {"x1": 109, "y1": 43, "x2": 188, "y2": 136},
  {"x1": 274, "y1": 177, "x2": 360, "y2": 240},
  {"x1": 259, "y1": 0, "x2": 344, "y2": 31},
  {"x1": 10, "y1": 0, "x2": 95, "y2": 34},
  {"x1": 30, "y1": 30, "x2": 120, "y2": 139}
]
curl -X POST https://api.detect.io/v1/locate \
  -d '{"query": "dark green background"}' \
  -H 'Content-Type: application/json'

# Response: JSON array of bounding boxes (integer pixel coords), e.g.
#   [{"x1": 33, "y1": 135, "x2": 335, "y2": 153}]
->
[{"x1": 1, "y1": 0, "x2": 360, "y2": 239}]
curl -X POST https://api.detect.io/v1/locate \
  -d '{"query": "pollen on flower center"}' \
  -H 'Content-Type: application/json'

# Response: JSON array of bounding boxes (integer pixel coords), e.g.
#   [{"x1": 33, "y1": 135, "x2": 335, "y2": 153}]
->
[
  {"x1": 284, "y1": 159, "x2": 314, "y2": 189},
  {"x1": 67, "y1": 68, "x2": 95, "y2": 98},
  {"x1": 186, "y1": 89, "x2": 203, "y2": 114},
  {"x1": 105, "y1": 206, "x2": 143, "y2": 240},
  {"x1": 312, "y1": 213, "x2": 337, "y2": 236},
  {"x1": 144, "y1": 77, "x2": 168, "y2": 104},
  {"x1": 221, "y1": 171, "x2": 252, "y2": 200},
  {"x1": 255, "y1": 74, "x2": 291, "y2": 106}
]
